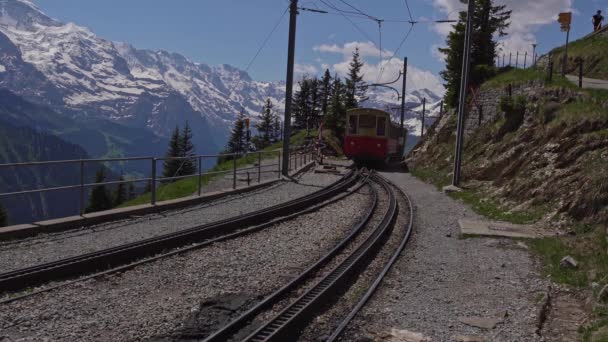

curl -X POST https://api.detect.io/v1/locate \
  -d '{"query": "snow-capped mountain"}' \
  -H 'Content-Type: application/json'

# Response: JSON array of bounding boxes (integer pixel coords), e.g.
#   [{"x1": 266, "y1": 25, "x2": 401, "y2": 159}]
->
[
  {"x1": 0, "y1": 0, "x2": 440, "y2": 157},
  {"x1": 0, "y1": 0, "x2": 284, "y2": 152}
]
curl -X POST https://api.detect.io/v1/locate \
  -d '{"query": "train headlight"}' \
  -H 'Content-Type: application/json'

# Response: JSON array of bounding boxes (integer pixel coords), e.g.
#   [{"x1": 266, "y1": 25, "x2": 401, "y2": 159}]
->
[
  {"x1": 377, "y1": 143, "x2": 381, "y2": 148},
  {"x1": 350, "y1": 141, "x2": 355, "y2": 146}
]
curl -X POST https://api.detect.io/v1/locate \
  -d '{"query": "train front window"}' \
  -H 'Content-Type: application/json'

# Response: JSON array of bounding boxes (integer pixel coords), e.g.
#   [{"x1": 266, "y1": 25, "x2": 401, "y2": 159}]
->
[
  {"x1": 358, "y1": 115, "x2": 376, "y2": 129},
  {"x1": 376, "y1": 117, "x2": 386, "y2": 136},
  {"x1": 348, "y1": 115, "x2": 358, "y2": 134}
]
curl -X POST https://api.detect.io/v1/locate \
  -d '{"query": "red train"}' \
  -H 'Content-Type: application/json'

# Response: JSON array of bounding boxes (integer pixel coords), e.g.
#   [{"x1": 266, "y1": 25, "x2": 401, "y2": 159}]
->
[{"x1": 343, "y1": 108, "x2": 405, "y2": 163}]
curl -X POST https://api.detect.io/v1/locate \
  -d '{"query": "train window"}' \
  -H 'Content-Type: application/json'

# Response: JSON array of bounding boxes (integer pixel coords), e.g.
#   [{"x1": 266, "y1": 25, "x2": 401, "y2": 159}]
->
[
  {"x1": 348, "y1": 115, "x2": 358, "y2": 134},
  {"x1": 376, "y1": 117, "x2": 386, "y2": 136},
  {"x1": 359, "y1": 115, "x2": 376, "y2": 128}
]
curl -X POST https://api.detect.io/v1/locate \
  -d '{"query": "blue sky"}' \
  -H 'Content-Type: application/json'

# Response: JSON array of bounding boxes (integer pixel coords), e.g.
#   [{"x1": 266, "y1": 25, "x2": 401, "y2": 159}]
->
[{"x1": 33, "y1": 0, "x2": 604, "y2": 93}]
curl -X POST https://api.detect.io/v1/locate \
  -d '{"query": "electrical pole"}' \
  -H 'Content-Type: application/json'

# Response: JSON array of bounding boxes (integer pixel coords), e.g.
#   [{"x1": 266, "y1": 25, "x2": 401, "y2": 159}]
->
[
  {"x1": 420, "y1": 98, "x2": 426, "y2": 138},
  {"x1": 282, "y1": 0, "x2": 298, "y2": 176},
  {"x1": 452, "y1": 0, "x2": 475, "y2": 187},
  {"x1": 400, "y1": 57, "x2": 408, "y2": 153}
]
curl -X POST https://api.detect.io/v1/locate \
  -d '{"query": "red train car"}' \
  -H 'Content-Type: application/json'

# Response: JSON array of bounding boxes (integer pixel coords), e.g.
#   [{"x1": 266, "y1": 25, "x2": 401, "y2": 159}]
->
[{"x1": 343, "y1": 108, "x2": 405, "y2": 163}]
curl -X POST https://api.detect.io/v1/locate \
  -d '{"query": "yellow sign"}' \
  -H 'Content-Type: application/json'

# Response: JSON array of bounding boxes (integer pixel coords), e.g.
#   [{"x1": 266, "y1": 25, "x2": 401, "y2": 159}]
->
[{"x1": 558, "y1": 12, "x2": 572, "y2": 31}]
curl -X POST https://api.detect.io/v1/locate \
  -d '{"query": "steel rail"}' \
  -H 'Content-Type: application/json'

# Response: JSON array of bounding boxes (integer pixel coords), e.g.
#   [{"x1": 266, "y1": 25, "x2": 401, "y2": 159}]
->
[
  {"x1": 1, "y1": 172, "x2": 368, "y2": 305},
  {"x1": 242, "y1": 173, "x2": 398, "y2": 342},
  {"x1": 326, "y1": 176, "x2": 415, "y2": 341},
  {"x1": 203, "y1": 173, "x2": 376, "y2": 342},
  {"x1": 0, "y1": 170, "x2": 358, "y2": 293}
]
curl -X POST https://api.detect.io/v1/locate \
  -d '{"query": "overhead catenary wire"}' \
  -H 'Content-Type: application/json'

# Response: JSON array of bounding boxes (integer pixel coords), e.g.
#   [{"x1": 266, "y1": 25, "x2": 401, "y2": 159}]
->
[{"x1": 376, "y1": 22, "x2": 414, "y2": 83}]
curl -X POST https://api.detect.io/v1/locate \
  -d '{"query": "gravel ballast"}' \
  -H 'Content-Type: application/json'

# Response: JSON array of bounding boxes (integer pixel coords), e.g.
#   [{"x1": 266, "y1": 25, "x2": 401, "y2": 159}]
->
[
  {"x1": 0, "y1": 179, "x2": 369, "y2": 342},
  {"x1": 0, "y1": 170, "x2": 339, "y2": 273},
  {"x1": 341, "y1": 172, "x2": 548, "y2": 341}
]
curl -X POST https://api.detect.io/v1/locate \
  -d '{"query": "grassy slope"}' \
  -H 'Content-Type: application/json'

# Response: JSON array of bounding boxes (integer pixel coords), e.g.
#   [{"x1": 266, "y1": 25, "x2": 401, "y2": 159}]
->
[
  {"x1": 120, "y1": 130, "x2": 318, "y2": 207},
  {"x1": 411, "y1": 67, "x2": 608, "y2": 340},
  {"x1": 547, "y1": 31, "x2": 608, "y2": 79}
]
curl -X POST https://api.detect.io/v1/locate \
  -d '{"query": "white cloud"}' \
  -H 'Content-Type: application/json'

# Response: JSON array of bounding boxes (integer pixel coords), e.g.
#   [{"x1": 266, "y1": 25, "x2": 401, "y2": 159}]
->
[
  {"x1": 313, "y1": 41, "x2": 392, "y2": 59},
  {"x1": 315, "y1": 42, "x2": 445, "y2": 94},
  {"x1": 294, "y1": 63, "x2": 318, "y2": 75},
  {"x1": 431, "y1": 0, "x2": 574, "y2": 54}
]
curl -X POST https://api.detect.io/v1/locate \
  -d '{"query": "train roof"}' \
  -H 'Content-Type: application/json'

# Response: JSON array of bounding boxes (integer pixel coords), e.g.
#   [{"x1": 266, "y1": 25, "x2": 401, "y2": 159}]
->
[{"x1": 346, "y1": 108, "x2": 391, "y2": 116}]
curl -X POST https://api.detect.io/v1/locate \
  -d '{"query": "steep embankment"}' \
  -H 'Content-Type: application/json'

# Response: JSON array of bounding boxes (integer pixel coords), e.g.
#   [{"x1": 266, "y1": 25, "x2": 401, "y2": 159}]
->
[{"x1": 408, "y1": 69, "x2": 608, "y2": 227}]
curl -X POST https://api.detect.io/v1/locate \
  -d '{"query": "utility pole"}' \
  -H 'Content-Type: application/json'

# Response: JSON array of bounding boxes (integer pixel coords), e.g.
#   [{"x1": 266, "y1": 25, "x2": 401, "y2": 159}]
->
[
  {"x1": 532, "y1": 43, "x2": 537, "y2": 66},
  {"x1": 420, "y1": 98, "x2": 426, "y2": 138},
  {"x1": 400, "y1": 57, "x2": 408, "y2": 133},
  {"x1": 282, "y1": 0, "x2": 298, "y2": 176},
  {"x1": 452, "y1": 0, "x2": 475, "y2": 187}
]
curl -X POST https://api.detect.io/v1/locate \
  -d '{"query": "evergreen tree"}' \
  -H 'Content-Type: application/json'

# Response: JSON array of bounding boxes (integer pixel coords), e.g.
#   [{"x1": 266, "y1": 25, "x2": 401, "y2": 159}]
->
[
  {"x1": 0, "y1": 201, "x2": 7, "y2": 227},
  {"x1": 319, "y1": 69, "x2": 333, "y2": 117},
  {"x1": 163, "y1": 126, "x2": 181, "y2": 180},
  {"x1": 344, "y1": 48, "x2": 366, "y2": 110},
  {"x1": 326, "y1": 75, "x2": 346, "y2": 137},
  {"x1": 439, "y1": 0, "x2": 510, "y2": 107},
  {"x1": 113, "y1": 175, "x2": 127, "y2": 207},
  {"x1": 256, "y1": 98, "x2": 275, "y2": 148},
  {"x1": 293, "y1": 76, "x2": 312, "y2": 129},
  {"x1": 225, "y1": 110, "x2": 247, "y2": 156},
  {"x1": 308, "y1": 78, "x2": 321, "y2": 130},
  {"x1": 86, "y1": 168, "x2": 112, "y2": 213},
  {"x1": 128, "y1": 183, "x2": 136, "y2": 200},
  {"x1": 179, "y1": 121, "x2": 196, "y2": 176}
]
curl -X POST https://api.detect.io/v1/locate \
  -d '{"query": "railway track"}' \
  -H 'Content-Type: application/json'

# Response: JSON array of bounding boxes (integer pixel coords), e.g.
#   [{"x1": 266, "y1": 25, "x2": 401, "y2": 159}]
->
[
  {"x1": 0, "y1": 169, "x2": 360, "y2": 295},
  {"x1": 200, "y1": 172, "x2": 414, "y2": 342}
]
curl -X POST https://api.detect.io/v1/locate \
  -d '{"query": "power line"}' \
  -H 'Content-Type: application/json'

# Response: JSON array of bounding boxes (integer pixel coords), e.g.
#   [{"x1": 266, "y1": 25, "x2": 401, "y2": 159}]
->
[
  {"x1": 336, "y1": 0, "x2": 380, "y2": 22},
  {"x1": 403, "y1": 0, "x2": 414, "y2": 23},
  {"x1": 244, "y1": 5, "x2": 290, "y2": 72},
  {"x1": 376, "y1": 23, "x2": 414, "y2": 82},
  {"x1": 319, "y1": 0, "x2": 378, "y2": 44}
]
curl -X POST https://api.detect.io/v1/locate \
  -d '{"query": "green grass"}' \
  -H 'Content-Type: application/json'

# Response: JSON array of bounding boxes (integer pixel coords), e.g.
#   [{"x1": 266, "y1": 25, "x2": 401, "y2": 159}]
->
[
  {"x1": 549, "y1": 33, "x2": 608, "y2": 79},
  {"x1": 409, "y1": 166, "x2": 452, "y2": 190},
  {"x1": 482, "y1": 68, "x2": 574, "y2": 89},
  {"x1": 549, "y1": 100, "x2": 608, "y2": 128},
  {"x1": 120, "y1": 130, "x2": 311, "y2": 207},
  {"x1": 449, "y1": 189, "x2": 551, "y2": 225},
  {"x1": 528, "y1": 238, "x2": 589, "y2": 287}
]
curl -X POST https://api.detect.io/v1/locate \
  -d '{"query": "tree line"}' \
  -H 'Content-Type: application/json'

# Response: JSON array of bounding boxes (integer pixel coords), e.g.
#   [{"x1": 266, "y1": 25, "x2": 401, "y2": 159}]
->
[
  {"x1": 222, "y1": 48, "x2": 367, "y2": 157},
  {"x1": 86, "y1": 121, "x2": 197, "y2": 213}
]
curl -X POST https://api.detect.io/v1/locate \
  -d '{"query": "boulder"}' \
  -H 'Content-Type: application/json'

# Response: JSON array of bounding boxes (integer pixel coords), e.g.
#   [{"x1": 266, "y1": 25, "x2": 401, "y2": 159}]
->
[{"x1": 559, "y1": 256, "x2": 578, "y2": 269}]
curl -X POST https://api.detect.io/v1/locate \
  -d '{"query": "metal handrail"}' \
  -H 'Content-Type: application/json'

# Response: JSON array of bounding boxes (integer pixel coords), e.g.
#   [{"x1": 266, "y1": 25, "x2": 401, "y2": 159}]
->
[{"x1": 0, "y1": 148, "x2": 313, "y2": 225}]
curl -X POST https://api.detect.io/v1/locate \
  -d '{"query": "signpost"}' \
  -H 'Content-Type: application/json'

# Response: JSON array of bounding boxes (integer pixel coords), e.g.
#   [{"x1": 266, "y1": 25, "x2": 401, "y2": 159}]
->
[{"x1": 558, "y1": 12, "x2": 572, "y2": 76}]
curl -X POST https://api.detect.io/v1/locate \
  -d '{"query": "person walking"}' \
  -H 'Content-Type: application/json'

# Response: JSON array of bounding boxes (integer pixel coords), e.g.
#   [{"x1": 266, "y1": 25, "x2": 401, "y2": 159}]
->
[{"x1": 593, "y1": 10, "x2": 604, "y2": 32}]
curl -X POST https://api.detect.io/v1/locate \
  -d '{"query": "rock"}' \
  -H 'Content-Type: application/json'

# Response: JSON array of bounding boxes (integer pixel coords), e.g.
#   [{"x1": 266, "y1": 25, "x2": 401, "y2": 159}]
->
[
  {"x1": 443, "y1": 185, "x2": 463, "y2": 193},
  {"x1": 377, "y1": 328, "x2": 431, "y2": 342},
  {"x1": 559, "y1": 256, "x2": 578, "y2": 269},
  {"x1": 458, "y1": 316, "x2": 502, "y2": 329},
  {"x1": 453, "y1": 335, "x2": 487, "y2": 342},
  {"x1": 592, "y1": 282, "x2": 600, "y2": 290},
  {"x1": 446, "y1": 232, "x2": 452, "y2": 238}
]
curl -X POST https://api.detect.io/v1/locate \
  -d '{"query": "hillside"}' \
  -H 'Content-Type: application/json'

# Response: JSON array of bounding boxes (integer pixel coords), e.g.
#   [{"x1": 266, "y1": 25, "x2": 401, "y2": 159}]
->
[
  {"x1": 0, "y1": 120, "x2": 111, "y2": 225},
  {"x1": 539, "y1": 27, "x2": 608, "y2": 79},
  {"x1": 406, "y1": 67, "x2": 608, "y2": 338}
]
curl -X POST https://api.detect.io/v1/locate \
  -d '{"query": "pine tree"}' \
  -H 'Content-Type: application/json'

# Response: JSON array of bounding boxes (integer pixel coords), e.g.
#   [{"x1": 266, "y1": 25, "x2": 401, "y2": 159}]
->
[
  {"x1": 86, "y1": 168, "x2": 112, "y2": 213},
  {"x1": 326, "y1": 75, "x2": 346, "y2": 137},
  {"x1": 319, "y1": 69, "x2": 333, "y2": 117},
  {"x1": 439, "y1": 0, "x2": 510, "y2": 107},
  {"x1": 0, "y1": 201, "x2": 8, "y2": 227},
  {"x1": 308, "y1": 78, "x2": 321, "y2": 130},
  {"x1": 163, "y1": 126, "x2": 181, "y2": 180},
  {"x1": 256, "y1": 98, "x2": 275, "y2": 149},
  {"x1": 345, "y1": 48, "x2": 366, "y2": 110},
  {"x1": 293, "y1": 76, "x2": 312, "y2": 129},
  {"x1": 128, "y1": 183, "x2": 136, "y2": 200},
  {"x1": 228, "y1": 110, "x2": 247, "y2": 154},
  {"x1": 179, "y1": 121, "x2": 196, "y2": 176},
  {"x1": 113, "y1": 175, "x2": 127, "y2": 207}
]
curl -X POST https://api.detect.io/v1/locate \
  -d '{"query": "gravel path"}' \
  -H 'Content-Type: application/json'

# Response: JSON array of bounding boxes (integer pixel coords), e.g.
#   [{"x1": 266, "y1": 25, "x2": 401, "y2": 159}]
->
[
  {"x1": 0, "y1": 180, "x2": 369, "y2": 342},
  {"x1": 0, "y1": 170, "x2": 339, "y2": 274},
  {"x1": 341, "y1": 171, "x2": 548, "y2": 342}
]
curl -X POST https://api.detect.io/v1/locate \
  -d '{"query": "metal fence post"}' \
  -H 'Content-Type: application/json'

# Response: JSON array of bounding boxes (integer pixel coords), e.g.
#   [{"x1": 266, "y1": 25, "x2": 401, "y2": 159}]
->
[
  {"x1": 278, "y1": 151, "x2": 281, "y2": 178},
  {"x1": 79, "y1": 159, "x2": 85, "y2": 216},
  {"x1": 151, "y1": 158, "x2": 157, "y2": 205},
  {"x1": 258, "y1": 152, "x2": 262, "y2": 183},
  {"x1": 233, "y1": 155, "x2": 237, "y2": 189},
  {"x1": 198, "y1": 156, "x2": 202, "y2": 196},
  {"x1": 524, "y1": 51, "x2": 528, "y2": 69}
]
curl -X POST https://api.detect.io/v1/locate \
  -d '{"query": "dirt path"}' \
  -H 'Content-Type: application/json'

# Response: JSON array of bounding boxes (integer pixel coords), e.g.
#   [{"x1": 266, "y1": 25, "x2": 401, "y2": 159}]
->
[{"x1": 565, "y1": 75, "x2": 608, "y2": 90}]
